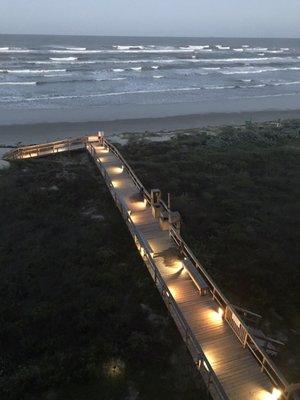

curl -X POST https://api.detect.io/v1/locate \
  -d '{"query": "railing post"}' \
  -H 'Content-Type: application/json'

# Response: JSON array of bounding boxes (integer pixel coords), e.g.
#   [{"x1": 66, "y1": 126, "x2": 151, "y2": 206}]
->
[
  {"x1": 261, "y1": 356, "x2": 266, "y2": 372},
  {"x1": 243, "y1": 332, "x2": 248, "y2": 348}
]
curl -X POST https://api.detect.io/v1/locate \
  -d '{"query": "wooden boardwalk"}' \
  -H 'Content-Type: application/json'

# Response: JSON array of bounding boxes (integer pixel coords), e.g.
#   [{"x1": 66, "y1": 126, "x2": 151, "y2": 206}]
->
[
  {"x1": 89, "y1": 142, "x2": 274, "y2": 400},
  {"x1": 4, "y1": 135, "x2": 292, "y2": 400}
]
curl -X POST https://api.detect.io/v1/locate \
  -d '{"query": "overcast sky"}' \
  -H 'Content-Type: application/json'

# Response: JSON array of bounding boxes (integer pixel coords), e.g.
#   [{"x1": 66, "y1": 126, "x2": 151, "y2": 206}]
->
[{"x1": 0, "y1": 0, "x2": 299, "y2": 37}]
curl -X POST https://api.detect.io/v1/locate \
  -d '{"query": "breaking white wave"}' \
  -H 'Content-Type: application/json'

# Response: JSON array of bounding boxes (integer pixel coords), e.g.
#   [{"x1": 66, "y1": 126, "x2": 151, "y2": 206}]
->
[
  {"x1": 204, "y1": 85, "x2": 235, "y2": 90},
  {"x1": 180, "y1": 45, "x2": 210, "y2": 50},
  {"x1": 229, "y1": 92, "x2": 297, "y2": 100},
  {"x1": 151, "y1": 65, "x2": 159, "y2": 69},
  {"x1": 64, "y1": 47, "x2": 86, "y2": 51},
  {"x1": 272, "y1": 80, "x2": 300, "y2": 86},
  {"x1": 233, "y1": 48, "x2": 244, "y2": 52},
  {"x1": 216, "y1": 45, "x2": 231, "y2": 50},
  {"x1": 221, "y1": 66, "x2": 300, "y2": 75},
  {"x1": 153, "y1": 75, "x2": 163, "y2": 79},
  {"x1": 3, "y1": 69, "x2": 67, "y2": 74},
  {"x1": 131, "y1": 67, "x2": 142, "y2": 71},
  {"x1": 112, "y1": 68, "x2": 125, "y2": 72},
  {"x1": 50, "y1": 57, "x2": 78, "y2": 61},
  {"x1": 203, "y1": 67, "x2": 221, "y2": 70},
  {"x1": 0, "y1": 47, "x2": 32, "y2": 53},
  {"x1": 114, "y1": 45, "x2": 145, "y2": 50},
  {"x1": 247, "y1": 47, "x2": 268, "y2": 52},
  {"x1": 0, "y1": 81, "x2": 37, "y2": 85}
]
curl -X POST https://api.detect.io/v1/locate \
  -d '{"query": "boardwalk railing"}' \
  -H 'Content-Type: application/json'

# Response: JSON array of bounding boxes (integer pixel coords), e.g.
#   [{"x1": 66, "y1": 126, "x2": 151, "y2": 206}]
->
[{"x1": 3, "y1": 137, "x2": 86, "y2": 160}]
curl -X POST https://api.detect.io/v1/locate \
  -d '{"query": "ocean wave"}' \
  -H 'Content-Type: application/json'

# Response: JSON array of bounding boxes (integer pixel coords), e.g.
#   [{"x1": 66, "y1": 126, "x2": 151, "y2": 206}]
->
[
  {"x1": 2, "y1": 68, "x2": 67, "y2": 74},
  {"x1": 0, "y1": 47, "x2": 32, "y2": 53},
  {"x1": 221, "y1": 66, "x2": 300, "y2": 74},
  {"x1": 65, "y1": 47, "x2": 86, "y2": 51},
  {"x1": 153, "y1": 75, "x2": 163, "y2": 79},
  {"x1": 3, "y1": 85, "x2": 241, "y2": 103},
  {"x1": 113, "y1": 68, "x2": 125, "y2": 72},
  {"x1": 152, "y1": 65, "x2": 159, "y2": 69},
  {"x1": 204, "y1": 84, "x2": 235, "y2": 90},
  {"x1": 247, "y1": 47, "x2": 268, "y2": 52},
  {"x1": 233, "y1": 48, "x2": 244, "y2": 52},
  {"x1": 216, "y1": 45, "x2": 231, "y2": 50},
  {"x1": 50, "y1": 57, "x2": 78, "y2": 61},
  {"x1": 113, "y1": 45, "x2": 145, "y2": 50},
  {"x1": 229, "y1": 92, "x2": 298, "y2": 100},
  {"x1": 202, "y1": 67, "x2": 221, "y2": 70},
  {"x1": 272, "y1": 80, "x2": 300, "y2": 86},
  {"x1": 131, "y1": 67, "x2": 142, "y2": 71},
  {"x1": 180, "y1": 45, "x2": 210, "y2": 50},
  {"x1": 0, "y1": 81, "x2": 36, "y2": 85}
]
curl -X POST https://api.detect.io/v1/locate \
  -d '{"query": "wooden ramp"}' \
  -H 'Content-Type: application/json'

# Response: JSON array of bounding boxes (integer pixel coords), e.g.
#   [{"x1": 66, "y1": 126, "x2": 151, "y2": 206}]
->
[
  {"x1": 88, "y1": 142, "x2": 275, "y2": 400},
  {"x1": 4, "y1": 136, "x2": 291, "y2": 400}
]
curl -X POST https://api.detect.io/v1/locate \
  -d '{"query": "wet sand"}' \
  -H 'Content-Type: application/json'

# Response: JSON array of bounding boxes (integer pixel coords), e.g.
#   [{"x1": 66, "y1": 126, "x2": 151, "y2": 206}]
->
[{"x1": 0, "y1": 109, "x2": 299, "y2": 146}]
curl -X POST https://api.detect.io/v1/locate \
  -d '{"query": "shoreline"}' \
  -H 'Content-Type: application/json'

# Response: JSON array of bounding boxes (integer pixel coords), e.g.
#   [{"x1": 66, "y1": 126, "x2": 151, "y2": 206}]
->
[{"x1": 0, "y1": 109, "x2": 299, "y2": 146}]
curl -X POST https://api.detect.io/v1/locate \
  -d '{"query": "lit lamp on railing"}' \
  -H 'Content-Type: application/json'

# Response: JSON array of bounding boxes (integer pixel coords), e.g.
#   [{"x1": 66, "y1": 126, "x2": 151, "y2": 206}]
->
[
  {"x1": 271, "y1": 388, "x2": 282, "y2": 400},
  {"x1": 218, "y1": 307, "x2": 224, "y2": 318}
]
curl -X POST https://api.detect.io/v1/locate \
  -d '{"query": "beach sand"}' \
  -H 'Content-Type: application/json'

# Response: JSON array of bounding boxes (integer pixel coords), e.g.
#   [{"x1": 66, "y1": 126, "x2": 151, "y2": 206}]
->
[{"x1": 0, "y1": 109, "x2": 300, "y2": 147}]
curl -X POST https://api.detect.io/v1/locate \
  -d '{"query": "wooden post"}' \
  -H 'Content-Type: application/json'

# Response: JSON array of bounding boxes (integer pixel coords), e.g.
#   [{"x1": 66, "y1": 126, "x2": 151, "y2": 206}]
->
[{"x1": 243, "y1": 332, "x2": 248, "y2": 348}]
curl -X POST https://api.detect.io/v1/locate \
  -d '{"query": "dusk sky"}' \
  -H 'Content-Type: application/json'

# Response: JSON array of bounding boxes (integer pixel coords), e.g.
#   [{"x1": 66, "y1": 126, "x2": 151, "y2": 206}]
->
[{"x1": 0, "y1": 0, "x2": 299, "y2": 37}]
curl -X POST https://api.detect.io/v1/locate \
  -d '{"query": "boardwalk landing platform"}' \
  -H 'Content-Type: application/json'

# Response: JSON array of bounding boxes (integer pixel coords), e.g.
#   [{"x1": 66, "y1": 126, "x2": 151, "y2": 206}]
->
[{"x1": 4, "y1": 135, "x2": 295, "y2": 400}]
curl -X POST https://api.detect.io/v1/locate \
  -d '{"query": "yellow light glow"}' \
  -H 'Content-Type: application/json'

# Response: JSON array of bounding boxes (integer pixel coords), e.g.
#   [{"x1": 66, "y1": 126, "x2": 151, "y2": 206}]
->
[
  {"x1": 168, "y1": 284, "x2": 180, "y2": 300},
  {"x1": 111, "y1": 180, "x2": 120, "y2": 188},
  {"x1": 203, "y1": 361, "x2": 209, "y2": 372},
  {"x1": 130, "y1": 214, "x2": 138, "y2": 224},
  {"x1": 111, "y1": 166, "x2": 123, "y2": 174},
  {"x1": 134, "y1": 201, "x2": 147, "y2": 211},
  {"x1": 218, "y1": 307, "x2": 224, "y2": 318},
  {"x1": 209, "y1": 309, "x2": 224, "y2": 324},
  {"x1": 173, "y1": 260, "x2": 183, "y2": 269},
  {"x1": 271, "y1": 388, "x2": 282, "y2": 400},
  {"x1": 143, "y1": 198, "x2": 148, "y2": 206}
]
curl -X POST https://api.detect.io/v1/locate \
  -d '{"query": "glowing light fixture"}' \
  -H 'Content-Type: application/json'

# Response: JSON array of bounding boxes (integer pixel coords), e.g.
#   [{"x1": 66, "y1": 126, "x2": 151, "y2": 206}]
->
[
  {"x1": 209, "y1": 309, "x2": 224, "y2": 323},
  {"x1": 203, "y1": 361, "x2": 209, "y2": 372},
  {"x1": 218, "y1": 307, "x2": 224, "y2": 318},
  {"x1": 271, "y1": 388, "x2": 282, "y2": 400},
  {"x1": 111, "y1": 180, "x2": 120, "y2": 188}
]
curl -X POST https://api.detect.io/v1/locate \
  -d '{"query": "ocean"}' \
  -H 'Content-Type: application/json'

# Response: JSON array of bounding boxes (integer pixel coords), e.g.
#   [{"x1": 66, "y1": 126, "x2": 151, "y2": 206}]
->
[{"x1": 0, "y1": 34, "x2": 300, "y2": 125}]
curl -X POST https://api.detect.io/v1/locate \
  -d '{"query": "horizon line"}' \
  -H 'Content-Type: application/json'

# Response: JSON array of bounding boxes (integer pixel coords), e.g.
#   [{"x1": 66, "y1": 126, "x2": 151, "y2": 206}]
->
[{"x1": 0, "y1": 32, "x2": 299, "y2": 40}]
